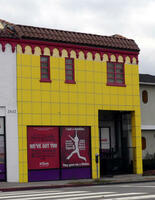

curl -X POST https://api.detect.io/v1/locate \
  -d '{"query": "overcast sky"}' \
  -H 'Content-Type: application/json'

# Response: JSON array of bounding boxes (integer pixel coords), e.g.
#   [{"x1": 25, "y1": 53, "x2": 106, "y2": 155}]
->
[{"x1": 0, "y1": 0, "x2": 154, "y2": 75}]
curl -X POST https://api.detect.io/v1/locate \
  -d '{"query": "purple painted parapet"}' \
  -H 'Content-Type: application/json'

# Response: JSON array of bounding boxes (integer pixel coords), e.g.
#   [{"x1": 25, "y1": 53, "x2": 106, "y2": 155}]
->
[
  {"x1": 61, "y1": 167, "x2": 91, "y2": 180},
  {"x1": 28, "y1": 169, "x2": 60, "y2": 182}
]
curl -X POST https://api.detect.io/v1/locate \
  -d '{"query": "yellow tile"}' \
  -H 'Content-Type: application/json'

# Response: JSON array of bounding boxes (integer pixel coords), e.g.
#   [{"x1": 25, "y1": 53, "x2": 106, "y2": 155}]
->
[
  {"x1": 17, "y1": 53, "x2": 22, "y2": 65},
  {"x1": 41, "y1": 91, "x2": 51, "y2": 102},
  {"x1": 32, "y1": 102, "x2": 41, "y2": 114},
  {"x1": 41, "y1": 115, "x2": 51, "y2": 125},
  {"x1": 22, "y1": 66, "x2": 31, "y2": 78},
  {"x1": 17, "y1": 90, "x2": 22, "y2": 102},
  {"x1": 22, "y1": 102, "x2": 32, "y2": 113},
  {"x1": 22, "y1": 79, "x2": 31, "y2": 90},
  {"x1": 22, "y1": 54, "x2": 31, "y2": 66},
  {"x1": 18, "y1": 138, "x2": 23, "y2": 150},
  {"x1": 32, "y1": 67, "x2": 40, "y2": 79},
  {"x1": 32, "y1": 114, "x2": 42, "y2": 125},
  {"x1": 42, "y1": 103, "x2": 51, "y2": 114},
  {"x1": 86, "y1": 93, "x2": 94, "y2": 104},
  {"x1": 22, "y1": 114, "x2": 32, "y2": 125},
  {"x1": 17, "y1": 66, "x2": 22, "y2": 77},
  {"x1": 31, "y1": 79, "x2": 40, "y2": 90},
  {"x1": 17, "y1": 78, "x2": 22, "y2": 89},
  {"x1": 32, "y1": 55, "x2": 40, "y2": 66},
  {"x1": 69, "y1": 104, "x2": 77, "y2": 115},
  {"x1": 32, "y1": 90, "x2": 41, "y2": 101},
  {"x1": 60, "y1": 104, "x2": 69, "y2": 114},
  {"x1": 22, "y1": 90, "x2": 32, "y2": 101},
  {"x1": 51, "y1": 92, "x2": 60, "y2": 103}
]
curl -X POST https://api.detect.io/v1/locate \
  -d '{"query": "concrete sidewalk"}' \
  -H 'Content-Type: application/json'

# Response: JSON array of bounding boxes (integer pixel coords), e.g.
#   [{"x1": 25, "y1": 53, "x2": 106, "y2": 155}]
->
[{"x1": 1, "y1": 174, "x2": 155, "y2": 192}]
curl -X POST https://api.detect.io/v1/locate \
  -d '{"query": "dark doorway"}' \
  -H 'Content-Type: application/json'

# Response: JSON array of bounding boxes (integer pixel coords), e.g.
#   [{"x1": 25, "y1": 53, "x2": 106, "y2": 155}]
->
[{"x1": 99, "y1": 110, "x2": 133, "y2": 176}]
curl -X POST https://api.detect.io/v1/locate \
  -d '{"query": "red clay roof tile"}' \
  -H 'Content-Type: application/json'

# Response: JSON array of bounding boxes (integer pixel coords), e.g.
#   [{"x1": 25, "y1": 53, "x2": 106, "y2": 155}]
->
[{"x1": 0, "y1": 20, "x2": 140, "y2": 51}]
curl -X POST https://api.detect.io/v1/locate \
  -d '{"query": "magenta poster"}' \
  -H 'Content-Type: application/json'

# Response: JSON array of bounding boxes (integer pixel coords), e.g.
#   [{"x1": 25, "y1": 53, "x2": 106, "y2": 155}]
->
[
  {"x1": 61, "y1": 127, "x2": 90, "y2": 168},
  {"x1": 27, "y1": 127, "x2": 59, "y2": 170}
]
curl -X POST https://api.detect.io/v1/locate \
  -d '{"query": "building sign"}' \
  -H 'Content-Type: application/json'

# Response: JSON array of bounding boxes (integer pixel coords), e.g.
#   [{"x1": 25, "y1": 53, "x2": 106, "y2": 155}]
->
[
  {"x1": 27, "y1": 127, "x2": 59, "y2": 170},
  {"x1": 100, "y1": 128, "x2": 110, "y2": 150},
  {"x1": 61, "y1": 127, "x2": 90, "y2": 168}
]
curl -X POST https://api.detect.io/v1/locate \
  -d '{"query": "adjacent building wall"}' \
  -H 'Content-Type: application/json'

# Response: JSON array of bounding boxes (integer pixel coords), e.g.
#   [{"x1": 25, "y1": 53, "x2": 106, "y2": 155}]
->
[
  {"x1": 140, "y1": 84, "x2": 155, "y2": 159},
  {"x1": 0, "y1": 44, "x2": 19, "y2": 182}
]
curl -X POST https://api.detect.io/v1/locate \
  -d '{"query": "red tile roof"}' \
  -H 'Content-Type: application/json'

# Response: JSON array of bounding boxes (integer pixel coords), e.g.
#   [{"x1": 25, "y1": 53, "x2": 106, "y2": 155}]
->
[{"x1": 0, "y1": 19, "x2": 140, "y2": 52}]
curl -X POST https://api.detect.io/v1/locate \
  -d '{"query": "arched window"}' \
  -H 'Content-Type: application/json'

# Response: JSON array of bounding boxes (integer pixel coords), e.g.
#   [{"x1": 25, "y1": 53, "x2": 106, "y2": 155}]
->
[
  {"x1": 142, "y1": 137, "x2": 146, "y2": 150},
  {"x1": 142, "y1": 90, "x2": 148, "y2": 104}
]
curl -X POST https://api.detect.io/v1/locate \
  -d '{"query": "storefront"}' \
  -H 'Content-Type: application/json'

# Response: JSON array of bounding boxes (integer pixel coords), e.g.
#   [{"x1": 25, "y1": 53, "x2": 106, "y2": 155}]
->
[
  {"x1": 27, "y1": 126, "x2": 91, "y2": 181},
  {"x1": 0, "y1": 117, "x2": 6, "y2": 181}
]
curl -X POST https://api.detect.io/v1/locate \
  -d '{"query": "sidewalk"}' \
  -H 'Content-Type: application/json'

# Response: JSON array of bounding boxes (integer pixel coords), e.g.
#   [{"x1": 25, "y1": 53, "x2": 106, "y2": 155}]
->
[{"x1": 1, "y1": 174, "x2": 155, "y2": 192}]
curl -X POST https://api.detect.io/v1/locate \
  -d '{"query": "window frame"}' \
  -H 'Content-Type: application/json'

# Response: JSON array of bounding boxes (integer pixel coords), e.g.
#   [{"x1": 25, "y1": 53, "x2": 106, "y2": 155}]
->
[
  {"x1": 65, "y1": 58, "x2": 76, "y2": 84},
  {"x1": 142, "y1": 90, "x2": 148, "y2": 104},
  {"x1": 40, "y1": 55, "x2": 51, "y2": 82},
  {"x1": 107, "y1": 61, "x2": 126, "y2": 87}
]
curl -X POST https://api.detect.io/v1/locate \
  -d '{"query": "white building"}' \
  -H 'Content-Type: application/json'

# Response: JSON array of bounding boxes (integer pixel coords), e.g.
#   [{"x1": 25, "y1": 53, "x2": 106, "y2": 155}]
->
[{"x1": 0, "y1": 20, "x2": 19, "y2": 182}]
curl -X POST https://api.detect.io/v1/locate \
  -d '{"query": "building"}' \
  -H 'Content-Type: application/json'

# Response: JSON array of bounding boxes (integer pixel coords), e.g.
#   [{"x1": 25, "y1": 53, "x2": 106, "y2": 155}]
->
[
  {"x1": 140, "y1": 74, "x2": 155, "y2": 168},
  {"x1": 0, "y1": 19, "x2": 142, "y2": 182}
]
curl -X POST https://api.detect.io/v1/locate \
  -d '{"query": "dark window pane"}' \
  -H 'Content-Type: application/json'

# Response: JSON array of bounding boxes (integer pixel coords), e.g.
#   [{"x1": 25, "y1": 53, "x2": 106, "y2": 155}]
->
[
  {"x1": 116, "y1": 68, "x2": 123, "y2": 73},
  {"x1": 66, "y1": 65, "x2": 73, "y2": 70},
  {"x1": 41, "y1": 63, "x2": 48, "y2": 67},
  {"x1": 116, "y1": 74, "x2": 124, "y2": 79},
  {"x1": 66, "y1": 59, "x2": 73, "y2": 64},
  {"x1": 108, "y1": 78, "x2": 115, "y2": 83},
  {"x1": 66, "y1": 70, "x2": 73, "y2": 75},
  {"x1": 108, "y1": 73, "x2": 115, "y2": 78},
  {"x1": 116, "y1": 79, "x2": 123, "y2": 83},
  {"x1": 116, "y1": 63, "x2": 123, "y2": 69},
  {"x1": 107, "y1": 67, "x2": 115, "y2": 73},
  {"x1": 41, "y1": 74, "x2": 49, "y2": 79},
  {"x1": 41, "y1": 57, "x2": 48, "y2": 62},
  {"x1": 108, "y1": 63, "x2": 115, "y2": 68},
  {"x1": 66, "y1": 75, "x2": 73, "y2": 80},
  {"x1": 41, "y1": 68, "x2": 48, "y2": 73}
]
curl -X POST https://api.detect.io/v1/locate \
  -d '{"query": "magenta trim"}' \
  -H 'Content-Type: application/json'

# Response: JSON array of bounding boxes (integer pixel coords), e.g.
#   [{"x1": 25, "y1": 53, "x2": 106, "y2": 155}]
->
[
  {"x1": 107, "y1": 83, "x2": 126, "y2": 87},
  {"x1": 0, "y1": 38, "x2": 139, "y2": 64}
]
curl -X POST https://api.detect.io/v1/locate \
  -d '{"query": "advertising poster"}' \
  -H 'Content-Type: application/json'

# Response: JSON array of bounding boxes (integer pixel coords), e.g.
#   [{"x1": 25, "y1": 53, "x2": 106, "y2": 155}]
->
[
  {"x1": 27, "y1": 127, "x2": 59, "y2": 170},
  {"x1": 100, "y1": 128, "x2": 110, "y2": 150},
  {"x1": 61, "y1": 127, "x2": 90, "y2": 168}
]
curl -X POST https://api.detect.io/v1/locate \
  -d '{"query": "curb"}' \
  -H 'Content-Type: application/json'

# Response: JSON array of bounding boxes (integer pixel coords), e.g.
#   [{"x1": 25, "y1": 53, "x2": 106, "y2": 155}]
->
[{"x1": 1, "y1": 179, "x2": 155, "y2": 192}]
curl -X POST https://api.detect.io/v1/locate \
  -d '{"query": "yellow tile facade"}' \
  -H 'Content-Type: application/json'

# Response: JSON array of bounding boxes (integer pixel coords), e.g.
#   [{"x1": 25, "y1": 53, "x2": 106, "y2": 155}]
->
[{"x1": 17, "y1": 46, "x2": 142, "y2": 182}]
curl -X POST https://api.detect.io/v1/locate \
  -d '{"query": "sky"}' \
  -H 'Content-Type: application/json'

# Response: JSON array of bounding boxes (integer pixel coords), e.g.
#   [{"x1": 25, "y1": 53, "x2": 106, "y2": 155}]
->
[{"x1": 0, "y1": 0, "x2": 155, "y2": 75}]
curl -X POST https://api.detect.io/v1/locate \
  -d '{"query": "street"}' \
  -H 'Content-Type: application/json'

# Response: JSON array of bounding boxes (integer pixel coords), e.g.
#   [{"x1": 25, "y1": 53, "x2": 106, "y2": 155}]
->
[{"x1": 1, "y1": 182, "x2": 155, "y2": 199}]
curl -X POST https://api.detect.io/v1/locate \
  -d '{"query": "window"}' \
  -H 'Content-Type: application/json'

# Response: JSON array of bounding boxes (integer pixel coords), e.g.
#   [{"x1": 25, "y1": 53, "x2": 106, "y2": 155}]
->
[
  {"x1": 65, "y1": 58, "x2": 75, "y2": 84},
  {"x1": 40, "y1": 56, "x2": 51, "y2": 82},
  {"x1": 142, "y1": 137, "x2": 146, "y2": 150},
  {"x1": 107, "y1": 62, "x2": 125, "y2": 86},
  {"x1": 142, "y1": 90, "x2": 148, "y2": 104}
]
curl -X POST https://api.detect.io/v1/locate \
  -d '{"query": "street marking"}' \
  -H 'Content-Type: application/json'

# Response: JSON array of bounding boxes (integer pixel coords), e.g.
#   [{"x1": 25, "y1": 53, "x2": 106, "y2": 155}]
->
[
  {"x1": 104, "y1": 192, "x2": 146, "y2": 198},
  {"x1": 0, "y1": 191, "x2": 114, "y2": 200},
  {"x1": 106, "y1": 194, "x2": 155, "y2": 200},
  {"x1": 0, "y1": 191, "x2": 87, "y2": 199}
]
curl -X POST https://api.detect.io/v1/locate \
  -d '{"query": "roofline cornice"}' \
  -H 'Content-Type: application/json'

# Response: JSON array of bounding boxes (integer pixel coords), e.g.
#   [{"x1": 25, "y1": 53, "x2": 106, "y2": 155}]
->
[{"x1": 0, "y1": 37, "x2": 139, "y2": 63}]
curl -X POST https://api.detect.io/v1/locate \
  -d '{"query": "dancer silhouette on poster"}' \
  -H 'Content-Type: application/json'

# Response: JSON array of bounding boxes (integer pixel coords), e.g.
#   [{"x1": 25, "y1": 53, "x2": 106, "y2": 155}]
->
[{"x1": 66, "y1": 131, "x2": 86, "y2": 162}]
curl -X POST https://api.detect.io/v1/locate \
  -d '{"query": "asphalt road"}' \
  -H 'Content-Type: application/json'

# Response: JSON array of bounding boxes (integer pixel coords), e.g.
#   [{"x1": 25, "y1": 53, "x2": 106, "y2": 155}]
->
[{"x1": 1, "y1": 182, "x2": 155, "y2": 199}]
